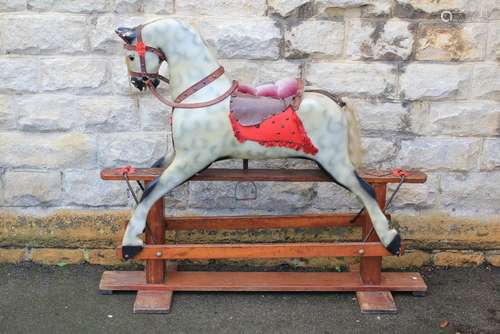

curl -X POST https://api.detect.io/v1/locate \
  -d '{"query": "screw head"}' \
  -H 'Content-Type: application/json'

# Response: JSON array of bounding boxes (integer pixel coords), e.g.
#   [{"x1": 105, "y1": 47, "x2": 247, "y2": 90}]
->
[
  {"x1": 358, "y1": 249, "x2": 365, "y2": 255},
  {"x1": 156, "y1": 251, "x2": 162, "y2": 257}
]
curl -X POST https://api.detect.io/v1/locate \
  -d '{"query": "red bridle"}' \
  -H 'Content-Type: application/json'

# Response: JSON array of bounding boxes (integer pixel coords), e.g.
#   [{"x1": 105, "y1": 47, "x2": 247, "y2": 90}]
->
[{"x1": 122, "y1": 24, "x2": 238, "y2": 109}]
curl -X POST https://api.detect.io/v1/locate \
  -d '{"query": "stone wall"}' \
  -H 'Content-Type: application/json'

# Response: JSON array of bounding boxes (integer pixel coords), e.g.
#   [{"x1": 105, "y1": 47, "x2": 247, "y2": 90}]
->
[{"x1": 0, "y1": 0, "x2": 499, "y2": 267}]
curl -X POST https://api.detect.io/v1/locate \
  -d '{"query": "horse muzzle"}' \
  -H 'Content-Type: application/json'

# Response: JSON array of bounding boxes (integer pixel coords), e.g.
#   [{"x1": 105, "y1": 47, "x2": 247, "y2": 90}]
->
[{"x1": 130, "y1": 77, "x2": 160, "y2": 91}]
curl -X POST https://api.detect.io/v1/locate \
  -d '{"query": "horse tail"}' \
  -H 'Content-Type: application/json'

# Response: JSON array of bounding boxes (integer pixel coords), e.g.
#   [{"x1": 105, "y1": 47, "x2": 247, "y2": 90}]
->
[
  {"x1": 342, "y1": 102, "x2": 362, "y2": 169},
  {"x1": 305, "y1": 89, "x2": 362, "y2": 169}
]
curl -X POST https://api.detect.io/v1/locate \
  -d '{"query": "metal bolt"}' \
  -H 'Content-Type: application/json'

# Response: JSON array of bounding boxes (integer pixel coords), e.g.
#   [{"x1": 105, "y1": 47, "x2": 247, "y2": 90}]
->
[
  {"x1": 358, "y1": 249, "x2": 365, "y2": 255},
  {"x1": 156, "y1": 251, "x2": 162, "y2": 257}
]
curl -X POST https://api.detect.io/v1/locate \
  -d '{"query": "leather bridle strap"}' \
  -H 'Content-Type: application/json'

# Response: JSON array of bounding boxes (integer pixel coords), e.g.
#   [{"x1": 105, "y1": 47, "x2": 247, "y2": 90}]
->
[
  {"x1": 123, "y1": 25, "x2": 169, "y2": 84},
  {"x1": 147, "y1": 79, "x2": 239, "y2": 109}
]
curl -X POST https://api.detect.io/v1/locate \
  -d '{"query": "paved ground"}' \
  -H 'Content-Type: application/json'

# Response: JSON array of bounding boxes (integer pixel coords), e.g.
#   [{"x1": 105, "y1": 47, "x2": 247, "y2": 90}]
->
[{"x1": 0, "y1": 264, "x2": 498, "y2": 334}]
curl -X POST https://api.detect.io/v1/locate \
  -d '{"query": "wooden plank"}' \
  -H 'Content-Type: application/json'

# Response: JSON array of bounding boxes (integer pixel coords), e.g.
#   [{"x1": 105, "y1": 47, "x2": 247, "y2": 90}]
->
[
  {"x1": 116, "y1": 242, "x2": 391, "y2": 260},
  {"x1": 356, "y1": 291, "x2": 397, "y2": 314},
  {"x1": 164, "y1": 213, "x2": 377, "y2": 230},
  {"x1": 100, "y1": 270, "x2": 427, "y2": 292},
  {"x1": 133, "y1": 290, "x2": 172, "y2": 314},
  {"x1": 101, "y1": 168, "x2": 427, "y2": 184}
]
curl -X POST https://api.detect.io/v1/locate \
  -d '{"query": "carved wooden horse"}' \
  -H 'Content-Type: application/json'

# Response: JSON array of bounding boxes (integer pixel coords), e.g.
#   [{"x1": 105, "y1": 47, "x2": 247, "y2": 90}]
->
[{"x1": 115, "y1": 18, "x2": 401, "y2": 259}]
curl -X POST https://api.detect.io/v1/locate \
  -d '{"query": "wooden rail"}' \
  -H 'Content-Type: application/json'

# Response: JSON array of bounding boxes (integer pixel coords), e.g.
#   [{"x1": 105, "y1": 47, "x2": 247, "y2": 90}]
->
[{"x1": 101, "y1": 167, "x2": 427, "y2": 184}]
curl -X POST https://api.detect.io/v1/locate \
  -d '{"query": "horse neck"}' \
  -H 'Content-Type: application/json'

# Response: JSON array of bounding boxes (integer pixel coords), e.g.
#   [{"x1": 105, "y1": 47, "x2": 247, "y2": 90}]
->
[{"x1": 145, "y1": 20, "x2": 232, "y2": 100}]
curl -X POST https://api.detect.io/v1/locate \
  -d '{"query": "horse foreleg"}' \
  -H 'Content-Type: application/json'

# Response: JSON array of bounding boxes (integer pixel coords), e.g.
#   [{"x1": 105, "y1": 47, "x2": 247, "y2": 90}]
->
[
  {"x1": 121, "y1": 155, "x2": 211, "y2": 259},
  {"x1": 317, "y1": 158, "x2": 401, "y2": 255}
]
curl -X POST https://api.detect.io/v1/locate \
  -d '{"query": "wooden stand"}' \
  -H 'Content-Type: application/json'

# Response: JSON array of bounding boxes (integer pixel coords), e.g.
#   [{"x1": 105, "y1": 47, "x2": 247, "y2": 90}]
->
[{"x1": 99, "y1": 168, "x2": 427, "y2": 314}]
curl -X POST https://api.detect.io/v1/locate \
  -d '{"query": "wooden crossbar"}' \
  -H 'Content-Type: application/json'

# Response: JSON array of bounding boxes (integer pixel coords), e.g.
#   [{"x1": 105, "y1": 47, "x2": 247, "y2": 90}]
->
[
  {"x1": 116, "y1": 242, "x2": 392, "y2": 260},
  {"x1": 164, "y1": 213, "x2": 391, "y2": 230},
  {"x1": 101, "y1": 167, "x2": 427, "y2": 184}
]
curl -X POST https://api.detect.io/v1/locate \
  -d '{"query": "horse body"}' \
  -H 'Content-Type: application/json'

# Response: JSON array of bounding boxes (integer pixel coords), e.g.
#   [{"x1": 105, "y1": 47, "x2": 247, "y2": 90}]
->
[{"x1": 116, "y1": 19, "x2": 401, "y2": 257}]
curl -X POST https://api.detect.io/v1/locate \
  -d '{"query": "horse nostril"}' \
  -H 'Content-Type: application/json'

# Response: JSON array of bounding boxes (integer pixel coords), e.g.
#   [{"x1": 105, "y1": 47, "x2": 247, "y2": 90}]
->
[{"x1": 143, "y1": 76, "x2": 148, "y2": 81}]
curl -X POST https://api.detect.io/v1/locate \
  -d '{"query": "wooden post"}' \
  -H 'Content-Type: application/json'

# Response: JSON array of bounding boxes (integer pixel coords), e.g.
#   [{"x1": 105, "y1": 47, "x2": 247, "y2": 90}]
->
[
  {"x1": 134, "y1": 181, "x2": 172, "y2": 314},
  {"x1": 145, "y1": 183, "x2": 165, "y2": 284},
  {"x1": 359, "y1": 183, "x2": 386, "y2": 284}
]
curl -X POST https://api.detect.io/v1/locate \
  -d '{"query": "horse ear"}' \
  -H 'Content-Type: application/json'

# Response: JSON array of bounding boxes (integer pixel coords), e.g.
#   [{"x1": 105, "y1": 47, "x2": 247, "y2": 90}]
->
[{"x1": 115, "y1": 27, "x2": 136, "y2": 44}]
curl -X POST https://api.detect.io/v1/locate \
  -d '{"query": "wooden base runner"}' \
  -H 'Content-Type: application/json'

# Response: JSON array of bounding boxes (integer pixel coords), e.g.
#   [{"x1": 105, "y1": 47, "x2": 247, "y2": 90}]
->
[
  {"x1": 101, "y1": 270, "x2": 426, "y2": 293},
  {"x1": 99, "y1": 167, "x2": 428, "y2": 314}
]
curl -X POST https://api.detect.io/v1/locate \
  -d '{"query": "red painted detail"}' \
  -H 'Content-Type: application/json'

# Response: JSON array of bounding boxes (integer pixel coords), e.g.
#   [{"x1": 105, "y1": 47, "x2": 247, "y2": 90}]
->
[
  {"x1": 135, "y1": 42, "x2": 146, "y2": 56},
  {"x1": 117, "y1": 165, "x2": 137, "y2": 175},
  {"x1": 392, "y1": 168, "x2": 411, "y2": 177},
  {"x1": 229, "y1": 106, "x2": 318, "y2": 155}
]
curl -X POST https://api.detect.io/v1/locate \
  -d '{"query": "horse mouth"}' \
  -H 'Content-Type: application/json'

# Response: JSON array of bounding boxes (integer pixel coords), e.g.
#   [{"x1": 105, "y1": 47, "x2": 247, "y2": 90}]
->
[{"x1": 130, "y1": 77, "x2": 160, "y2": 91}]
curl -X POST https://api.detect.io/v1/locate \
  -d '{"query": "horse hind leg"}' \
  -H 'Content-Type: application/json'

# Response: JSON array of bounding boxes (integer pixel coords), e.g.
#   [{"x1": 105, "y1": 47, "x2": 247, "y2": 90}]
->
[{"x1": 316, "y1": 156, "x2": 401, "y2": 255}]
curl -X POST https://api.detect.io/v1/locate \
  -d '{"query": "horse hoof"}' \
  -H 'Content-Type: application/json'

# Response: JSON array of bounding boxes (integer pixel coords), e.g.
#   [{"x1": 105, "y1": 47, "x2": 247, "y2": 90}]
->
[
  {"x1": 386, "y1": 233, "x2": 401, "y2": 256},
  {"x1": 122, "y1": 245, "x2": 143, "y2": 260}
]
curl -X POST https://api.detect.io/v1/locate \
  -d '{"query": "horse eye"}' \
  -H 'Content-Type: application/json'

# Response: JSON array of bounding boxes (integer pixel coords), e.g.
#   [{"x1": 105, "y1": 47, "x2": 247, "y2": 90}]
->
[{"x1": 128, "y1": 55, "x2": 135, "y2": 61}]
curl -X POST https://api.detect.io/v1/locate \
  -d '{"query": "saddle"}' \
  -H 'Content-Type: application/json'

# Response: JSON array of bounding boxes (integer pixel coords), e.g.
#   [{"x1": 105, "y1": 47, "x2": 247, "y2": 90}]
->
[{"x1": 229, "y1": 79, "x2": 318, "y2": 155}]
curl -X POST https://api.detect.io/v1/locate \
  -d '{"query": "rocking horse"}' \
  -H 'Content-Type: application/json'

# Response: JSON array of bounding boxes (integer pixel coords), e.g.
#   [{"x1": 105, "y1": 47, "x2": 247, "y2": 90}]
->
[{"x1": 114, "y1": 18, "x2": 402, "y2": 259}]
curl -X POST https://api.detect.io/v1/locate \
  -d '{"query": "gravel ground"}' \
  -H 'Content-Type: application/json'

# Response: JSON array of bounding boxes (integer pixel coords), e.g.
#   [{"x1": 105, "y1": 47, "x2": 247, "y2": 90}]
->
[{"x1": 0, "y1": 263, "x2": 498, "y2": 334}]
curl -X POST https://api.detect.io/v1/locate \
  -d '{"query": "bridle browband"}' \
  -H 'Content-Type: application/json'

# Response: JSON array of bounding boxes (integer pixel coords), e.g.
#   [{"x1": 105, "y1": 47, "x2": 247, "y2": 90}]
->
[{"x1": 123, "y1": 24, "x2": 238, "y2": 109}]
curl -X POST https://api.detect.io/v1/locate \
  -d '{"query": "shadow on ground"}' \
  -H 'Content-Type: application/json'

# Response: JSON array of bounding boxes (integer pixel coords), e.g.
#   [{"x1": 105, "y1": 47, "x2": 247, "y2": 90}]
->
[{"x1": 0, "y1": 264, "x2": 499, "y2": 334}]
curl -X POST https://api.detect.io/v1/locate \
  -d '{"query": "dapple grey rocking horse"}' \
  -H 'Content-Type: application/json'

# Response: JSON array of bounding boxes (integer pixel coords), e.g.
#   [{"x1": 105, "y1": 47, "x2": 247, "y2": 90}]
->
[{"x1": 115, "y1": 18, "x2": 401, "y2": 259}]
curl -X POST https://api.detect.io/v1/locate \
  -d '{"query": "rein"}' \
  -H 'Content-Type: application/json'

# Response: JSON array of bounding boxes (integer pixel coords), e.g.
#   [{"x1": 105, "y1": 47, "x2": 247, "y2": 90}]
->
[{"x1": 123, "y1": 24, "x2": 238, "y2": 109}]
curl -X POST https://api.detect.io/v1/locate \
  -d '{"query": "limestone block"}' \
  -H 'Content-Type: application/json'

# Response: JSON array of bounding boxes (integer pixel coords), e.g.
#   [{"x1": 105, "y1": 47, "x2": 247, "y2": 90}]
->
[
  {"x1": 399, "y1": 63, "x2": 471, "y2": 100},
  {"x1": 481, "y1": 139, "x2": 500, "y2": 170},
  {"x1": 307, "y1": 62, "x2": 397, "y2": 98},
  {"x1": 0, "y1": 132, "x2": 96, "y2": 168},
  {"x1": 220, "y1": 60, "x2": 300, "y2": 86},
  {"x1": 440, "y1": 172, "x2": 500, "y2": 215},
  {"x1": 0, "y1": 95, "x2": 16, "y2": 130},
  {"x1": 176, "y1": 0, "x2": 267, "y2": 16},
  {"x1": 1, "y1": 14, "x2": 88, "y2": 54},
  {"x1": 487, "y1": 21, "x2": 500, "y2": 61},
  {"x1": 397, "y1": 137, "x2": 481, "y2": 171},
  {"x1": 433, "y1": 251, "x2": 485, "y2": 267},
  {"x1": 313, "y1": 182, "x2": 359, "y2": 210},
  {"x1": 317, "y1": 0, "x2": 392, "y2": 17},
  {"x1": 416, "y1": 23, "x2": 487, "y2": 61},
  {"x1": 393, "y1": 0, "x2": 480, "y2": 20},
  {"x1": 361, "y1": 137, "x2": 398, "y2": 167},
  {"x1": 485, "y1": 252, "x2": 500, "y2": 267},
  {"x1": 40, "y1": 57, "x2": 108, "y2": 92},
  {"x1": 0, "y1": 0, "x2": 25, "y2": 11},
  {"x1": 347, "y1": 99, "x2": 408, "y2": 132},
  {"x1": 27, "y1": 0, "x2": 109, "y2": 13},
  {"x1": 388, "y1": 172, "x2": 439, "y2": 209},
  {"x1": 285, "y1": 20, "x2": 344, "y2": 58},
  {"x1": 0, "y1": 249, "x2": 25, "y2": 263},
  {"x1": 410, "y1": 101, "x2": 500, "y2": 136},
  {"x1": 268, "y1": 0, "x2": 310, "y2": 17},
  {"x1": 382, "y1": 250, "x2": 430, "y2": 269},
  {"x1": 189, "y1": 181, "x2": 316, "y2": 212},
  {"x1": 114, "y1": 0, "x2": 141, "y2": 13},
  {"x1": 17, "y1": 94, "x2": 139, "y2": 132},
  {"x1": 139, "y1": 96, "x2": 171, "y2": 132},
  {"x1": 88, "y1": 249, "x2": 123, "y2": 265},
  {"x1": 346, "y1": 18, "x2": 415, "y2": 60},
  {"x1": 2, "y1": 170, "x2": 62, "y2": 206},
  {"x1": 471, "y1": 63, "x2": 500, "y2": 100},
  {"x1": 199, "y1": 18, "x2": 281, "y2": 60},
  {"x1": 482, "y1": 0, "x2": 500, "y2": 19},
  {"x1": 63, "y1": 169, "x2": 128, "y2": 207},
  {"x1": 143, "y1": 0, "x2": 174, "y2": 14},
  {"x1": 0, "y1": 58, "x2": 39, "y2": 93},
  {"x1": 97, "y1": 132, "x2": 167, "y2": 167},
  {"x1": 31, "y1": 248, "x2": 85, "y2": 265}
]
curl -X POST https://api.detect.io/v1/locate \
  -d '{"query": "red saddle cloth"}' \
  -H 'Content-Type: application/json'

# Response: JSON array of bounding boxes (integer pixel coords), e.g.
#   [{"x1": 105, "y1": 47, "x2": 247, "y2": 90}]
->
[{"x1": 229, "y1": 79, "x2": 318, "y2": 155}]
